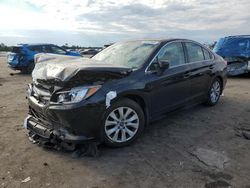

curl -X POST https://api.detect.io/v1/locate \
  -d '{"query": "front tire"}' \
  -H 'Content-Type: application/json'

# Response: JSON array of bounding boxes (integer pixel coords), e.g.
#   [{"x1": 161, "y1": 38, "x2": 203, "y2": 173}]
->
[
  {"x1": 205, "y1": 78, "x2": 222, "y2": 106},
  {"x1": 103, "y1": 98, "x2": 145, "y2": 147}
]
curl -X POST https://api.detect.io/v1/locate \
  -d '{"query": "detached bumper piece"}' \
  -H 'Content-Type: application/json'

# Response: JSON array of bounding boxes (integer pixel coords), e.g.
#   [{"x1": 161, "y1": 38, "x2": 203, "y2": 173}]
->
[{"x1": 24, "y1": 116, "x2": 100, "y2": 157}]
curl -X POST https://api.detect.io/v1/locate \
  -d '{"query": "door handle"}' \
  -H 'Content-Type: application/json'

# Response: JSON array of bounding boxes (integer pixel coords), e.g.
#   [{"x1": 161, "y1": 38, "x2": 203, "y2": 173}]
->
[
  {"x1": 183, "y1": 71, "x2": 190, "y2": 78},
  {"x1": 209, "y1": 64, "x2": 215, "y2": 69}
]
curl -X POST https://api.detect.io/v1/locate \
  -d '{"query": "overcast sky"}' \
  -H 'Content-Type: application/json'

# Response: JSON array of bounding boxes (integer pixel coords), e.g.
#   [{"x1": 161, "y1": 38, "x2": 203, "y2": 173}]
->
[{"x1": 0, "y1": 0, "x2": 249, "y2": 46}]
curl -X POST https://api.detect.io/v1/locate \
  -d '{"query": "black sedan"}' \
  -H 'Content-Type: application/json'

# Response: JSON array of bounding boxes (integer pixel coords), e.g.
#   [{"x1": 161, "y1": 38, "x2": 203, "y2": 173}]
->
[{"x1": 24, "y1": 39, "x2": 227, "y2": 147}]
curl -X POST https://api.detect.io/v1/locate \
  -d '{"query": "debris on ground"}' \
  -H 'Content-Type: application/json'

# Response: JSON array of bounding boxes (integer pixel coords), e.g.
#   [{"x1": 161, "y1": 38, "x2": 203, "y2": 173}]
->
[
  {"x1": 28, "y1": 131, "x2": 100, "y2": 157},
  {"x1": 207, "y1": 171, "x2": 233, "y2": 181},
  {"x1": 21, "y1": 176, "x2": 31, "y2": 183},
  {"x1": 235, "y1": 127, "x2": 250, "y2": 140},
  {"x1": 242, "y1": 131, "x2": 250, "y2": 140},
  {"x1": 71, "y1": 142, "x2": 100, "y2": 158},
  {"x1": 205, "y1": 180, "x2": 231, "y2": 188},
  {"x1": 189, "y1": 148, "x2": 229, "y2": 169}
]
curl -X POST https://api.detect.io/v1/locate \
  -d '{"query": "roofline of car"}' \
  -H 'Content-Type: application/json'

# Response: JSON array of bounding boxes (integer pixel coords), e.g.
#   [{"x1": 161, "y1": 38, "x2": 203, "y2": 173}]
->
[
  {"x1": 16, "y1": 43, "x2": 56, "y2": 47},
  {"x1": 142, "y1": 39, "x2": 215, "y2": 73}
]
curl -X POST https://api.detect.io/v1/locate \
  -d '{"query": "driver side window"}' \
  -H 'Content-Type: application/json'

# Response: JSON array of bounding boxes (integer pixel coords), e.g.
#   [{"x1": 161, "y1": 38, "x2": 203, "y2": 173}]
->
[{"x1": 148, "y1": 42, "x2": 185, "y2": 71}]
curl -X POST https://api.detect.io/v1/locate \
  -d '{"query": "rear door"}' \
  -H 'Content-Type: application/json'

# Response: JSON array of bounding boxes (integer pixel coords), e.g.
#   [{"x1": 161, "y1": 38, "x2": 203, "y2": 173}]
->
[
  {"x1": 184, "y1": 42, "x2": 214, "y2": 100},
  {"x1": 145, "y1": 41, "x2": 192, "y2": 116}
]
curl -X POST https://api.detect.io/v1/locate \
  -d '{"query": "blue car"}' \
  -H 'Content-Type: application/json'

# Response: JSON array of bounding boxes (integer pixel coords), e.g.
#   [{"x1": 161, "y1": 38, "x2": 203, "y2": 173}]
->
[
  {"x1": 213, "y1": 35, "x2": 250, "y2": 76},
  {"x1": 7, "y1": 44, "x2": 81, "y2": 73}
]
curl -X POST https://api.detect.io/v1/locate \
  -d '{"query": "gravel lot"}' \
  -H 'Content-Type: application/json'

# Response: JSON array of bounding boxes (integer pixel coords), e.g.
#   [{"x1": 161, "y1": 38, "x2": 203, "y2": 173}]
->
[{"x1": 0, "y1": 53, "x2": 250, "y2": 188}]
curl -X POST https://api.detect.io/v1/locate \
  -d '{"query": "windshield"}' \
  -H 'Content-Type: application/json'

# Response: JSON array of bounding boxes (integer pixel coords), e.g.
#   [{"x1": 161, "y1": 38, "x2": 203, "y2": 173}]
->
[
  {"x1": 92, "y1": 41, "x2": 160, "y2": 69},
  {"x1": 213, "y1": 37, "x2": 250, "y2": 56}
]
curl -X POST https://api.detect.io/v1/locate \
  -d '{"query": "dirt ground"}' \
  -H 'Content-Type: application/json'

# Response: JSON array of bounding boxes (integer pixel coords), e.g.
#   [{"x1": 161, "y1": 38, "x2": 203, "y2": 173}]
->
[{"x1": 0, "y1": 53, "x2": 250, "y2": 188}]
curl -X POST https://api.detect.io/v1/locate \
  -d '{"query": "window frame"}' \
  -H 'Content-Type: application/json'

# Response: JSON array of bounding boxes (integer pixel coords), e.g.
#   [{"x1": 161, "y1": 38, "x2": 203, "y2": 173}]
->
[
  {"x1": 203, "y1": 46, "x2": 214, "y2": 61},
  {"x1": 145, "y1": 40, "x2": 215, "y2": 73},
  {"x1": 145, "y1": 41, "x2": 187, "y2": 73},
  {"x1": 184, "y1": 41, "x2": 215, "y2": 63},
  {"x1": 202, "y1": 47, "x2": 211, "y2": 60},
  {"x1": 184, "y1": 42, "x2": 206, "y2": 63}
]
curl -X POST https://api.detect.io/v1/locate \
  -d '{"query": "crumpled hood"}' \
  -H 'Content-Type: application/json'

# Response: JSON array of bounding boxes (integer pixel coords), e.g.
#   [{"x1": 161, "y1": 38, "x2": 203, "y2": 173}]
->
[{"x1": 32, "y1": 53, "x2": 132, "y2": 86}]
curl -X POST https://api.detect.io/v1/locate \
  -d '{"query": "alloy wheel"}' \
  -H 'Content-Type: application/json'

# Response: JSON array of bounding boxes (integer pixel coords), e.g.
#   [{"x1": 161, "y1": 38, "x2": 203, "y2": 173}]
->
[
  {"x1": 104, "y1": 107, "x2": 139, "y2": 143},
  {"x1": 210, "y1": 80, "x2": 221, "y2": 103}
]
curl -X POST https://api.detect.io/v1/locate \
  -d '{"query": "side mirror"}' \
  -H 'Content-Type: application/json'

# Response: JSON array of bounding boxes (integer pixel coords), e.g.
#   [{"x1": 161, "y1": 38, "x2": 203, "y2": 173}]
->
[
  {"x1": 158, "y1": 60, "x2": 170, "y2": 70},
  {"x1": 155, "y1": 59, "x2": 170, "y2": 76}
]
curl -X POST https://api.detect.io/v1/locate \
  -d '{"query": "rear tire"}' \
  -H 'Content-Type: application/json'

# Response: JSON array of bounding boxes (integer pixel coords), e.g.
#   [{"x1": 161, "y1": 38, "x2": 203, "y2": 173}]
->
[
  {"x1": 102, "y1": 98, "x2": 145, "y2": 147},
  {"x1": 205, "y1": 78, "x2": 222, "y2": 106}
]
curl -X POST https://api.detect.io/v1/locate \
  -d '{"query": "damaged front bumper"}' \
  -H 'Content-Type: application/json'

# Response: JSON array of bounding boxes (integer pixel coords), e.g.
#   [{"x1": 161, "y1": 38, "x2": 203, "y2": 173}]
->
[
  {"x1": 25, "y1": 95, "x2": 106, "y2": 145},
  {"x1": 227, "y1": 61, "x2": 250, "y2": 76},
  {"x1": 24, "y1": 116, "x2": 93, "y2": 144}
]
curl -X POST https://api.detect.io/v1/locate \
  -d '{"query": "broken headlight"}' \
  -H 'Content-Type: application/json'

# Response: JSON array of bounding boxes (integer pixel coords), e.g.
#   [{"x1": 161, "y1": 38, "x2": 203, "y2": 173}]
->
[{"x1": 56, "y1": 85, "x2": 101, "y2": 104}]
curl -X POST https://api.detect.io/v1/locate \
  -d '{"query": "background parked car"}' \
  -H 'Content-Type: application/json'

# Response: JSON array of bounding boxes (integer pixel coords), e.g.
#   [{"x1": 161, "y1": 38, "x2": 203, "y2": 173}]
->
[
  {"x1": 7, "y1": 44, "x2": 81, "y2": 73},
  {"x1": 80, "y1": 49, "x2": 100, "y2": 56},
  {"x1": 213, "y1": 35, "x2": 250, "y2": 76}
]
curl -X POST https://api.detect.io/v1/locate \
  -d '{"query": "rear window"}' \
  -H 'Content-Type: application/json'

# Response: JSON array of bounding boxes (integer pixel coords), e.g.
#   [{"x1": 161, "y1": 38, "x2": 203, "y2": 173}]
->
[
  {"x1": 12, "y1": 47, "x2": 21, "y2": 53},
  {"x1": 203, "y1": 48, "x2": 211, "y2": 60}
]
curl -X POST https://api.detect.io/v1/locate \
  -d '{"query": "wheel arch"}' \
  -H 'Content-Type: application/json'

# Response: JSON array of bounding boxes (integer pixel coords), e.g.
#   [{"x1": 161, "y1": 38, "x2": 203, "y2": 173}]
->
[
  {"x1": 121, "y1": 94, "x2": 150, "y2": 126},
  {"x1": 215, "y1": 75, "x2": 224, "y2": 94}
]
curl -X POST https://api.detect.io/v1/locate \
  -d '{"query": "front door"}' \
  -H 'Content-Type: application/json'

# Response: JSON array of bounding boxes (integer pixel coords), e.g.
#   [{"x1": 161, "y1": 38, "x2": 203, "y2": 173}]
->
[{"x1": 145, "y1": 42, "x2": 192, "y2": 117}]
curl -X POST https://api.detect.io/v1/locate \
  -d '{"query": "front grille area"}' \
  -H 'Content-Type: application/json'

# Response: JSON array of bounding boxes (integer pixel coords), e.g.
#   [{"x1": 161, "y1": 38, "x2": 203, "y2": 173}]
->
[
  {"x1": 29, "y1": 84, "x2": 62, "y2": 129},
  {"x1": 29, "y1": 107, "x2": 46, "y2": 121},
  {"x1": 29, "y1": 103, "x2": 61, "y2": 126},
  {"x1": 32, "y1": 84, "x2": 52, "y2": 105},
  {"x1": 29, "y1": 107, "x2": 53, "y2": 129}
]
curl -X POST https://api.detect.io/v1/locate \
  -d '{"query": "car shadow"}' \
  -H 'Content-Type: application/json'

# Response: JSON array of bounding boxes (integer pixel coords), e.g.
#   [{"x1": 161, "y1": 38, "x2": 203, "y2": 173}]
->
[
  {"x1": 9, "y1": 71, "x2": 31, "y2": 78},
  {"x1": 228, "y1": 73, "x2": 250, "y2": 79}
]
